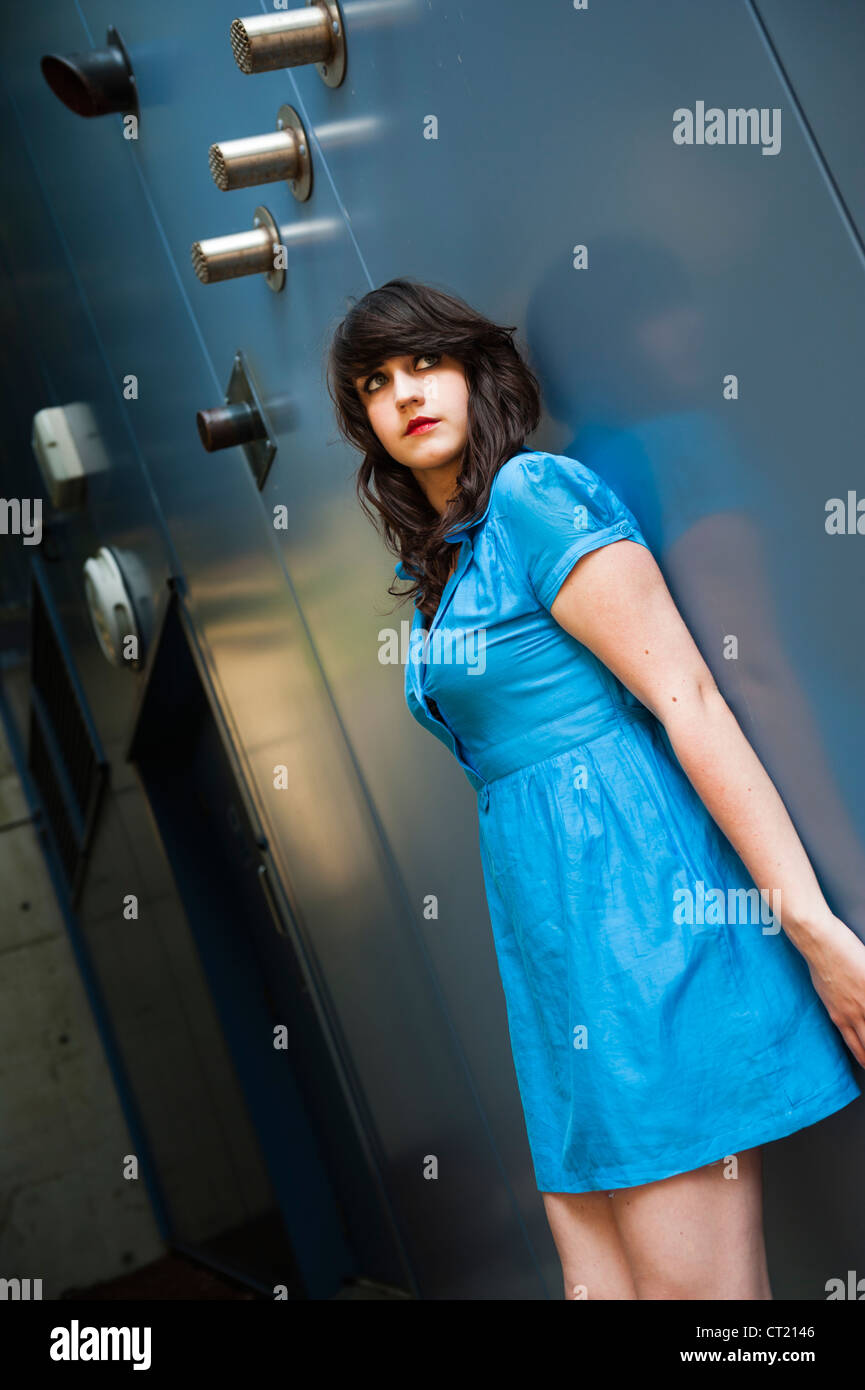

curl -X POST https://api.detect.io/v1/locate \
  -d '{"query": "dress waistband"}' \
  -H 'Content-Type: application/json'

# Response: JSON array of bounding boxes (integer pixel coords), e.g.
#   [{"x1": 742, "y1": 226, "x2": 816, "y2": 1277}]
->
[{"x1": 471, "y1": 702, "x2": 657, "y2": 805}]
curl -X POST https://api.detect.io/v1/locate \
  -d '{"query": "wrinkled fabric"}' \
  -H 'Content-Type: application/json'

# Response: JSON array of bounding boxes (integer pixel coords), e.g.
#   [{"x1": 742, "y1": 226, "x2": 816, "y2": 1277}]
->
[{"x1": 399, "y1": 451, "x2": 861, "y2": 1192}]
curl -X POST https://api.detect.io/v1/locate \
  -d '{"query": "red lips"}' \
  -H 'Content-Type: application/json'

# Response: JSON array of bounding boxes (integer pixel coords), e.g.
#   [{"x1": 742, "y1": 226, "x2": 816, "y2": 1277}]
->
[{"x1": 405, "y1": 416, "x2": 440, "y2": 435}]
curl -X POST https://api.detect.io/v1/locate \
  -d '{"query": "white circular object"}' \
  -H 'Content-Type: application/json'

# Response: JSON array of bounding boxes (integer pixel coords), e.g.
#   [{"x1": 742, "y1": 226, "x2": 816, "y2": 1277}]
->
[{"x1": 83, "y1": 546, "x2": 140, "y2": 668}]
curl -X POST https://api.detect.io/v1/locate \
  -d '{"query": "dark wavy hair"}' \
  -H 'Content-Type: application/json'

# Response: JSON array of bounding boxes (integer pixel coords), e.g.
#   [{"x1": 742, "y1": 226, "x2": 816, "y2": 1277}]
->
[{"x1": 326, "y1": 277, "x2": 542, "y2": 619}]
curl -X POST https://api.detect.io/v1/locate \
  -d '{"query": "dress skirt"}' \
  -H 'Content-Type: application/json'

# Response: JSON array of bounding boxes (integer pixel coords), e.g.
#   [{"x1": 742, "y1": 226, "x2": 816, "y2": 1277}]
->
[
  {"x1": 401, "y1": 449, "x2": 862, "y2": 1194},
  {"x1": 476, "y1": 710, "x2": 861, "y2": 1193}
]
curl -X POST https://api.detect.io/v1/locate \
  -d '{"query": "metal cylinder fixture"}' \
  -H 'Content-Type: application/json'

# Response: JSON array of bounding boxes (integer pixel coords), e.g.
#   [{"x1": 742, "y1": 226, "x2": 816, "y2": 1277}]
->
[
  {"x1": 41, "y1": 25, "x2": 138, "y2": 118},
  {"x1": 196, "y1": 401, "x2": 264, "y2": 452},
  {"x1": 196, "y1": 350, "x2": 278, "y2": 488},
  {"x1": 191, "y1": 205, "x2": 285, "y2": 291},
  {"x1": 209, "y1": 105, "x2": 312, "y2": 200},
  {"x1": 229, "y1": 0, "x2": 346, "y2": 86}
]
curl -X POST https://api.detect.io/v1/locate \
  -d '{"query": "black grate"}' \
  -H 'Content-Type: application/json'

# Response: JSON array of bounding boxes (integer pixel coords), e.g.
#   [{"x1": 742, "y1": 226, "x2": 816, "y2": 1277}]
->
[{"x1": 27, "y1": 573, "x2": 106, "y2": 902}]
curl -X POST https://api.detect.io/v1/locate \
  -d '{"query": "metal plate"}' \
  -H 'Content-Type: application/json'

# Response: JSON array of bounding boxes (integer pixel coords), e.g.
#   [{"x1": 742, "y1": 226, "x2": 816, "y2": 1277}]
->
[
  {"x1": 225, "y1": 348, "x2": 277, "y2": 489},
  {"x1": 276, "y1": 103, "x2": 313, "y2": 201},
  {"x1": 251, "y1": 203, "x2": 285, "y2": 293},
  {"x1": 311, "y1": 0, "x2": 346, "y2": 87}
]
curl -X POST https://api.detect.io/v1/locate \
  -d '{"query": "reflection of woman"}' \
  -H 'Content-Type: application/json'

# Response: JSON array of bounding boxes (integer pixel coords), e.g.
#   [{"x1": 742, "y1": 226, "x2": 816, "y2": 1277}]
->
[
  {"x1": 529, "y1": 228, "x2": 865, "y2": 943},
  {"x1": 327, "y1": 278, "x2": 865, "y2": 1301},
  {"x1": 581, "y1": 408, "x2": 865, "y2": 932}
]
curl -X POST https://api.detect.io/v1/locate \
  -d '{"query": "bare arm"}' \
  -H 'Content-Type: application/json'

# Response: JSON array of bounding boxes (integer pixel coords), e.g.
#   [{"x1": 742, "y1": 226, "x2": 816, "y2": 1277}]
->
[{"x1": 550, "y1": 539, "x2": 865, "y2": 1067}]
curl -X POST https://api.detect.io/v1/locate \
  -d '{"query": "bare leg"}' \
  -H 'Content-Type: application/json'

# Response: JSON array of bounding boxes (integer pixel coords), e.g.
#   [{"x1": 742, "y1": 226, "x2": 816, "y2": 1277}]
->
[
  {"x1": 541, "y1": 1189, "x2": 638, "y2": 1300},
  {"x1": 609, "y1": 1146, "x2": 773, "y2": 1300}
]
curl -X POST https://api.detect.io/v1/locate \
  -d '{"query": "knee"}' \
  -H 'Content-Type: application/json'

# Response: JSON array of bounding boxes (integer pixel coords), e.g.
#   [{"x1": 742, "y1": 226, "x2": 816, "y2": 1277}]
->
[
  {"x1": 632, "y1": 1267, "x2": 738, "y2": 1300},
  {"x1": 633, "y1": 1274, "x2": 699, "y2": 1300}
]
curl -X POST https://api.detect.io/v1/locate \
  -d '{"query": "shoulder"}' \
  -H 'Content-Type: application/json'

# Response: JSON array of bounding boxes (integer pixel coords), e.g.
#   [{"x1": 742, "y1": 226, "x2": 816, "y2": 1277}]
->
[
  {"x1": 493, "y1": 450, "x2": 597, "y2": 492},
  {"x1": 485, "y1": 451, "x2": 651, "y2": 609},
  {"x1": 489, "y1": 451, "x2": 623, "y2": 526}
]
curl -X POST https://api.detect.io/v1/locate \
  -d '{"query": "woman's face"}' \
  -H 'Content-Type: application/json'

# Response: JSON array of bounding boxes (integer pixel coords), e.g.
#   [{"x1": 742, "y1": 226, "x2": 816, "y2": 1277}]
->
[{"x1": 354, "y1": 352, "x2": 469, "y2": 476}]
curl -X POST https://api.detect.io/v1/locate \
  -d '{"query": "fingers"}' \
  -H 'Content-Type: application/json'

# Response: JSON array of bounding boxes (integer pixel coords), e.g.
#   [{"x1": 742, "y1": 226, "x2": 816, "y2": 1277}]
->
[{"x1": 837, "y1": 1020, "x2": 865, "y2": 1069}]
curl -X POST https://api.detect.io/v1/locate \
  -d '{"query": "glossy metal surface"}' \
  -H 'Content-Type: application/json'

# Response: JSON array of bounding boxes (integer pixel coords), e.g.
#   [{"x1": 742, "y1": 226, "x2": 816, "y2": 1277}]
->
[
  {"x1": 1, "y1": 0, "x2": 863, "y2": 1299},
  {"x1": 229, "y1": 2, "x2": 346, "y2": 85},
  {"x1": 209, "y1": 106, "x2": 312, "y2": 199},
  {"x1": 190, "y1": 205, "x2": 284, "y2": 287}
]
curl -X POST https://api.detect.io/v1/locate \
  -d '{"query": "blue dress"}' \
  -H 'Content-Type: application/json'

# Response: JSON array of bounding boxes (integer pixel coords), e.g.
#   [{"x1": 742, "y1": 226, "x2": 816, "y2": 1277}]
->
[{"x1": 397, "y1": 451, "x2": 861, "y2": 1193}]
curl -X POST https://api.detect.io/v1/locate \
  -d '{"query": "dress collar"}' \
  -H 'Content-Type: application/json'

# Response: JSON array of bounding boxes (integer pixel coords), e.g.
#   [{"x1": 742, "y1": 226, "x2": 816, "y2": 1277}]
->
[
  {"x1": 441, "y1": 490, "x2": 495, "y2": 543},
  {"x1": 393, "y1": 489, "x2": 496, "y2": 579},
  {"x1": 392, "y1": 450, "x2": 538, "y2": 578}
]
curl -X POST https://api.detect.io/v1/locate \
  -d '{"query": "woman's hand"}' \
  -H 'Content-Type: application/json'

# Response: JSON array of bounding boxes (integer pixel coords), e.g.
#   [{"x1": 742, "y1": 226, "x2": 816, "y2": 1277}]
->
[{"x1": 803, "y1": 915, "x2": 865, "y2": 1068}]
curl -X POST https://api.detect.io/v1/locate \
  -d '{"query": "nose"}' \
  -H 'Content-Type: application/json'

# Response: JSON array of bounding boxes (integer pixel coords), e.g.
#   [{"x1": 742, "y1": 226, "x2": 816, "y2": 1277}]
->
[{"x1": 393, "y1": 370, "x2": 424, "y2": 409}]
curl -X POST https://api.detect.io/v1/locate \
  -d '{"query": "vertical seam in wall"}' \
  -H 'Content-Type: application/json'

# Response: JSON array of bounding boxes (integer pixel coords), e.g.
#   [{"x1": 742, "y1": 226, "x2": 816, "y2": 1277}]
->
[
  {"x1": 746, "y1": 0, "x2": 865, "y2": 269},
  {"x1": 278, "y1": 73, "x2": 376, "y2": 290}
]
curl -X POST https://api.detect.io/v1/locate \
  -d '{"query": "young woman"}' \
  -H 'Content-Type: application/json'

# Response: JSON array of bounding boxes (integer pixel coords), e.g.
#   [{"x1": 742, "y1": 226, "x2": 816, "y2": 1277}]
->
[{"x1": 326, "y1": 277, "x2": 865, "y2": 1301}]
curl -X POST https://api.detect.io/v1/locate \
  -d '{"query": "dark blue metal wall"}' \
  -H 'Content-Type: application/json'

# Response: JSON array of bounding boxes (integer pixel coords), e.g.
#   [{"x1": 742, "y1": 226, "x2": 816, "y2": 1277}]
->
[{"x1": 0, "y1": 0, "x2": 862, "y2": 1298}]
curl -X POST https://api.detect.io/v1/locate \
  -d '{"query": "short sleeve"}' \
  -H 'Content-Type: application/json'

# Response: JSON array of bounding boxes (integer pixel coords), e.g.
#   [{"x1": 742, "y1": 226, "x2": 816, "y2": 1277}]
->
[{"x1": 497, "y1": 452, "x2": 651, "y2": 610}]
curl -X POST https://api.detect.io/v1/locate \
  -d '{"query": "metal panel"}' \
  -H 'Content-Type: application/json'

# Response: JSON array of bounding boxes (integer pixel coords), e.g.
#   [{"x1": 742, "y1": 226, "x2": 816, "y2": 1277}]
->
[
  {"x1": 755, "y1": 0, "x2": 865, "y2": 246},
  {"x1": 0, "y1": 0, "x2": 862, "y2": 1298}
]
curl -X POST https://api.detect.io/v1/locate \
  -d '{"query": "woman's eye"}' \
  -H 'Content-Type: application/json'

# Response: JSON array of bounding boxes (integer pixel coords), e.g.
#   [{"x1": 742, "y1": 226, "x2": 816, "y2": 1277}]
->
[{"x1": 363, "y1": 353, "x2": 439, "y2": 394}]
